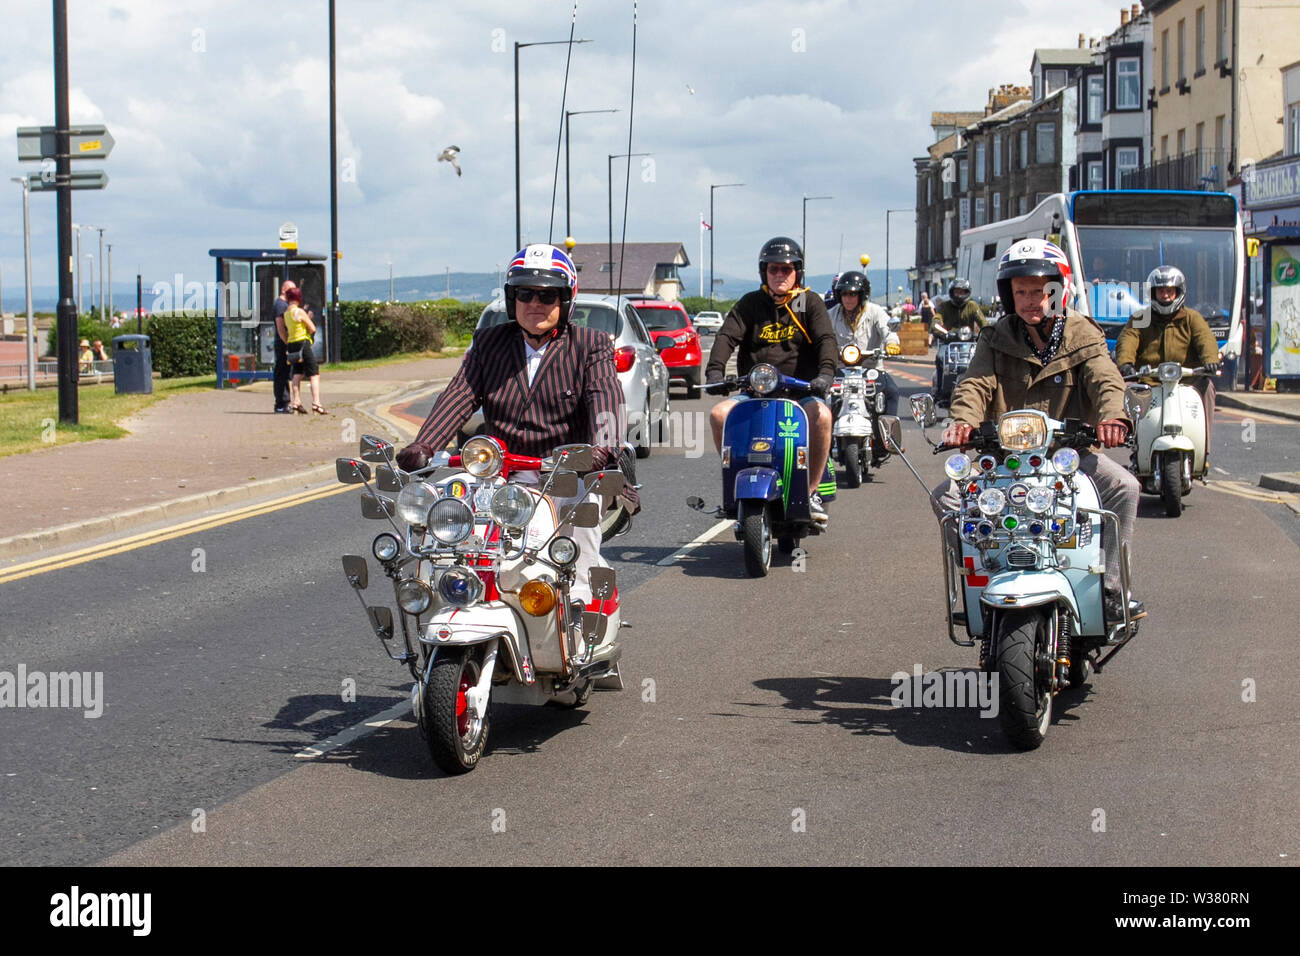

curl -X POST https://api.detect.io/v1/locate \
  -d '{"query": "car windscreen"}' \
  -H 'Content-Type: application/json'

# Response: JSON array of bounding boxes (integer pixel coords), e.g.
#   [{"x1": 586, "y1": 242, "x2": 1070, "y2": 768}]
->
[
  {"x1": 634, "y1": 306, "x2": 688, "y2": 331},
  {"x1": 477, "y1": 303, "x2": 622, "y2": 337}
]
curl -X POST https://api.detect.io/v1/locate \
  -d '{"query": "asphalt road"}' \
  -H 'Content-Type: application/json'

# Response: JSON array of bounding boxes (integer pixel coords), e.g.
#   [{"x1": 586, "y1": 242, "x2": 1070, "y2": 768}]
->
[{"x1": 2, "y1": 375, "x2": 1298, "y2": 866}]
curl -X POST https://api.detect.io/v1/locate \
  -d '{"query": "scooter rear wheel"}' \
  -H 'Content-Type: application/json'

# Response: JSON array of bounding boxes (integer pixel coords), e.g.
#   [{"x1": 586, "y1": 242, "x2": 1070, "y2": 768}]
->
[{"x1": 739, "y1": 501, "x2": 771, "y2": 577}]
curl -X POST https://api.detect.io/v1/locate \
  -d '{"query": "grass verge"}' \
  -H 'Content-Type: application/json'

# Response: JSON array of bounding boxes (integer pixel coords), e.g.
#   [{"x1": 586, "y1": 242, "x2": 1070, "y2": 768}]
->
[{"x1": 0, "y1": 375, "x2": 214, "y2": 458}]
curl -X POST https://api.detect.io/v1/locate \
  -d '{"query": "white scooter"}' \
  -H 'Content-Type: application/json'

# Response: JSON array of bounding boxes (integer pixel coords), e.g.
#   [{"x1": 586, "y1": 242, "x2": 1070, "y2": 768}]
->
[{"x1": 1122, "y1": 363, "x2": 1216, "y2": 518}]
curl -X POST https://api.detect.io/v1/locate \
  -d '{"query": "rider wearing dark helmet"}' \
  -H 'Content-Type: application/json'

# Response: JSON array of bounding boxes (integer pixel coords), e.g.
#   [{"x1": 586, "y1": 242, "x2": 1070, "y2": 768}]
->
[
  {"x1": 1115, "y1": 265, "x2": 1221, "y2": 450},
  {"x1": 826, "y1": 270, "x2": 901, "y2": 416},
  {"x1": 705, "y1": 236, "x2": 839, "y2": 523},
  {"x1": 931, "y1": 276, "x2": 986, "y2": 385}
]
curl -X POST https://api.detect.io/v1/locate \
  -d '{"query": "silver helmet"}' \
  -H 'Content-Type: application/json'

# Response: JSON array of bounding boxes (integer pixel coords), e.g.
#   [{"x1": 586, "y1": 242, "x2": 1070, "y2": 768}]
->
[{"x1": 1147, "y1": 265, "x2": 1186, "y2": 316}]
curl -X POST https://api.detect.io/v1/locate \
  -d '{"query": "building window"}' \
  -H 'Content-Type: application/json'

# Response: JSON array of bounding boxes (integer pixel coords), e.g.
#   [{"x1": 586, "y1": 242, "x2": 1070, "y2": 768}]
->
[
  {"x1": 1088, "y1": 161, "x2": 1104, "y2": 191},
  {"x1": 993, "y1": 135, "x2": 1002, "y2": 176},
  {"x1": 1161, "y1": 134, "x2": 1169, "y2": 158},
  {"x1": 1116, "y1": 147, "x2": 1140, "y2": 181},
  {"x1": 943, "y1": 174, "x2": 952, "y2": 200},
  {"x1": 975, "y1": 142, "x2": 986, "y2": 183},
  {"x1": 959, "y1": 158, "x2": 968, "y2": 192},
  {"x1": 1216, "y1": 0, "x2": 1227, "y2": 63},
  {"x1": 993, "y1": 192, "x2": 1002, "y2": 221},
  {"x1": 1019, "y1": 129, "x2": 1029, "y2": 168},
  {"x1": 1177, "y1": 19, "x2": 1186, "y2": 82},
  {"x1": 1045, "y1": 69, "x2": 1068, "y2": 95},
  {"x1": 1117, "y1": 58, "x2": 1140, "y2": 109},
  {"x1": 1088, "y1": 74, "x2": 1104, "y2": 123},
  {"x1": 1036, "y1": 123, "x2": 1056, "y2": 164},
  {"x1": 1289, "y1": 105, "x2": 1300, "y2": 156},
  {"x1": 1033, "y1": 74, "x2": 1041, "y2": 102},
  {"x1": 1215, "y1": 114, "x2": 1226, "y2": 151},
  {"x1": 1177, "y1": 128, "x2": 1186, "y2": 155},
  {"x1": 974, "y1": 197, "x2": 986, "y2": 226},
  {"x1": 1161, "y1": 29, "x2": 1170, "y2": 88},
  {"x1": 1195, "y1": 6, "x2": 1206, "y2": 73},
  {"x1": 1196, "y1": 121, "x2": 1205, "y2": 153}
]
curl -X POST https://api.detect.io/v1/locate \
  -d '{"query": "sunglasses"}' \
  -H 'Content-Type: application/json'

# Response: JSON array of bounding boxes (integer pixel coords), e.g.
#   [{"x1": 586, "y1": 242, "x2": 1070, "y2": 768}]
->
[
  {"x1": 513, "y1": 288, "x2": 562, "y2": 304},
  {"x1": 766, "y1": 263, "x2": 795, "y2": 274}
]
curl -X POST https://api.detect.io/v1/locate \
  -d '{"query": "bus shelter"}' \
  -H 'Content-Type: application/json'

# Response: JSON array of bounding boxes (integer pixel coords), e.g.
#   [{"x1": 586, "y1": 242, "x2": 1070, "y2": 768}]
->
[
  {"x1": 1259, "y1": 226, "x2": 1300, "y2": 390},
  {"x1": 209, "y1": 248, "x2": 327, "y2": 388}
]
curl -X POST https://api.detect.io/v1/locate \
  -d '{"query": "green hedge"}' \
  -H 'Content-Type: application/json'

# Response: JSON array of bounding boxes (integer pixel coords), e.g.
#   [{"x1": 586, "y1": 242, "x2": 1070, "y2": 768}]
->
[
  {"x1": 341, "y1": 299, "x2": 483, "y2": 360},
  {"x1": 678, "y1": 296, "x2": 738, "y2": 316},
  {"x1": 45, "y1": 316, "x2": 142, "y2": 358},
  {"x1": 149, "y1": 313, "x2": 218, "y2": 378}
]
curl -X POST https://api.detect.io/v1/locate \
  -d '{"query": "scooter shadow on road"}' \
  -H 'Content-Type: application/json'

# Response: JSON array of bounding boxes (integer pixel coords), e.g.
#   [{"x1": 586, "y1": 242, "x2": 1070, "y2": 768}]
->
[
  {"x1": 746, "y1": 673, "x2": 1093, "y2": 754},
  {"x1": 670, "y1": 540, "x2": 808, "y2": 579},
  {"x1": 216, "y1": 692, "x2": 598, "y2": 780}
]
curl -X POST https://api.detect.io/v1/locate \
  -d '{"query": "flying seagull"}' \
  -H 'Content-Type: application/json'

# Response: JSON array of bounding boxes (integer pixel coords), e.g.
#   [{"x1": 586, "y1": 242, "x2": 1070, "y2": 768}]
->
[
  {"x1": 438, "y1": 145, "x2": 462, "y2": 177},
  {"x1": 685, "y1": 83, "x2": 694, "y2": 95}
]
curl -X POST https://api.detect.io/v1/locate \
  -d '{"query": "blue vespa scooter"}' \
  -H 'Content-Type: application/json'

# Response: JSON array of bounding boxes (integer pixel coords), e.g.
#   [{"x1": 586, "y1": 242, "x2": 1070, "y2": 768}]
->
[{"x1": 689, "y1": 363, "x2": 835, "y2": 576}]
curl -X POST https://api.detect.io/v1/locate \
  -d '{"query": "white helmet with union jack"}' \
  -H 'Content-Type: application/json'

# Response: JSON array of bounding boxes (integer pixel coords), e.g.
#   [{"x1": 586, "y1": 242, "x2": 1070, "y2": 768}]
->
[
  {"x1": 997, "y1": 238, "x2": 1073, "y2": 318},
  {"x1": 505, "y1": 244, "x2": 579, "y2": 323}
]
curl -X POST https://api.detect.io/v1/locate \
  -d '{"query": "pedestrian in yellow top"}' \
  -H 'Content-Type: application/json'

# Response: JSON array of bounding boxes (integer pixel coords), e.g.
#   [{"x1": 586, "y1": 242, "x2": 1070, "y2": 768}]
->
[{"x1": 284, "y1": 287, "x2": 326, "y2": 414}]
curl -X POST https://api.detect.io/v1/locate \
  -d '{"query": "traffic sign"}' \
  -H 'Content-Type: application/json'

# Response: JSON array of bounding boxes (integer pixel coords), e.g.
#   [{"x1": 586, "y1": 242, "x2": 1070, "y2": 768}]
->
[
  {"x1": 279, "y1": 221, "x2": 299, "y2": 250},
  {"x1": 16, "y1": 125, "x2": 115, "y2": 161},
  {"x1": 25, "y1": 170, "x2": 108, "y2": 192}
]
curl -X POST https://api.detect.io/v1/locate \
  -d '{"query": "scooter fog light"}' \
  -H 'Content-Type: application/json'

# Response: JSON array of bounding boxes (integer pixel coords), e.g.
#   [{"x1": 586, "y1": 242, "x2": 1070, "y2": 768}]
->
[
  {"x1": 944, "y1": 453, "x2": 972, "y2": 480},
  {"x1": 490, "y1": 483, "x2": 535, "y2": 529},
  {"x1": 978, "y1": 455, "x2": 997, "y2": 473},
  {"x1": 372, "y1": 533, "x2": 401, "y2": 562},
  {"x1": 1028, "y1": 520, "x2": 1046, "y2": 536},
  {"x1": 438, "y1": 567, "x2": 484, "y2": 608},
  {"x1": 1025, "y1": 486, "x2": 1055, "y2": 514},
  {"x1": 1002, "y1": 515, "x2": 1020, "y2": 531},
  {"x1": 396, "y1": 578, "x2": 433, "y2": 614},
  {"x1": 977, "y1": 488, "x2": 1007, "y2": 517},
  {"x1": 548, "y1": 536, "x2": 579, "y2": 567},
  {"x1": 395, "y1": 481, "x2": 439, "y2": 527},
  {"x1": 977, "y1": 521, "x2": 994, "y2": 537},
  {"x1": 1051, "y1": 448, "x2": 1080, "y2": 476},
  {"x1": 428, "y1": 497, "x2": 475, "y2": 545}
]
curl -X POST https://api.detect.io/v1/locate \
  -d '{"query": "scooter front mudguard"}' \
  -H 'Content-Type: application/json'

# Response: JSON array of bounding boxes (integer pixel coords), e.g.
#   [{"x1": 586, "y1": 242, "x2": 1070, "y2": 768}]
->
[
  {"x1": 422, "y1": 603, "x2": 533, "y2": 684},
  {"x1": 733, "y1": 466, "x2": 783, "y2": 503},
  {"x1": 965, "y1": 569, "x2": 1080, "y2": 638},
  {"x1": 1151, "y1": 435, "x2": 1195, "y2": 454}
]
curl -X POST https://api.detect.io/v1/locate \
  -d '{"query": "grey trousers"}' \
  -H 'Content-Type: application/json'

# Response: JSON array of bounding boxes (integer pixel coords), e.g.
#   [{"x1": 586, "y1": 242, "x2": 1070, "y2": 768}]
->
[{"x1": 930, "y1": 451, "x2": 1139, "y2": 593}]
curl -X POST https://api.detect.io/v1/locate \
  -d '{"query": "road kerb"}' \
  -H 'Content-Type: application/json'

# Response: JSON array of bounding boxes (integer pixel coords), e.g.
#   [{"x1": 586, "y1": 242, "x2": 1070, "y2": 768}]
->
[
  {"x1": 1259, "y1": 473, "x2": 1300, "y2": 495},
  {"x1": 1216, "y1": 392, "x2": 1300, "y2": 424}
]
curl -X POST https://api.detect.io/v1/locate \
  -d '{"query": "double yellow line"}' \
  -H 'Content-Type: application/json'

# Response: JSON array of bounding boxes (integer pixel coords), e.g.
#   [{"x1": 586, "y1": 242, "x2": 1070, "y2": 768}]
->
[{"x1": 0, "y1": 483, "x2": 354, "y2": 586}]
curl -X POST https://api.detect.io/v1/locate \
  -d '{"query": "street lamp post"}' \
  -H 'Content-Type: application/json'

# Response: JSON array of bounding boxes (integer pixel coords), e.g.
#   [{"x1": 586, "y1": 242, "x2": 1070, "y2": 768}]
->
[
  {"x1": 515, "y1": 37, "x2": 591, "y2": 249},
  {"x1": 801, "y1": 195, "x2": 832, "y2": 274},
  {"x1": 73, "y1": 223, "x2": 81, "y2": 314},
  {"x1": 608, "y1": 152, "x2": 651, "y2": 294},
  {"x1": 85, "y1": 254, "x2": 94, "y2": 317},
  {"x1": 95, "y1": 225, "x2": 105, "y2": 322},
  {"x1": 107, "y1": 243, "x2": 112, "y2": 317},
  {"x1": 884, "y1": 208, "x2": 912, "y2": 308},
  {"x1": 709, "y1": 183, "x2": 744, "y2": 308},
  {"x1": 11, "y1": 176, "x2": 35, "y2": 390},
  {"x1": 563, "y1": 107, "x2": 618, "y2": 241}
]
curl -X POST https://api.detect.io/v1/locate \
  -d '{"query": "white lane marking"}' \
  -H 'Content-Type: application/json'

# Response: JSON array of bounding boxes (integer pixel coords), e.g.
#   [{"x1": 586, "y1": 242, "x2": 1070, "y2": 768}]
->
[
  {"x1": 1213, "y1": 466, "x2": 1230, "y2": 475},
  {"x1": 294, "y1": 697, "x2": 412, "y2": 760},
  {"x1": 657, "y1": 520, "x2": 733, "y2": 566}
]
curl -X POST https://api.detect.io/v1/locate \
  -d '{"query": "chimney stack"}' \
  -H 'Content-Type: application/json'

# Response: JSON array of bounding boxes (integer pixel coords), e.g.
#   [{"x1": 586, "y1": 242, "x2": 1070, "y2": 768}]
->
[
  {"x1": 1078, "y1": 32, "x2": 1086, "y2": 48},
  {"x1": 1120, "y1": 7, "x2": 1130, "y2": 25},
  {"x1": 1131, "y1": 4, "x2": 1139, "y2": 20}
]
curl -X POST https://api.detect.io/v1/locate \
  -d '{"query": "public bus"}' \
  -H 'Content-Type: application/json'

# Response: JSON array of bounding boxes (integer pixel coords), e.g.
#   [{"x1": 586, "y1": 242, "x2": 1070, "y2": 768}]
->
[{"x1": 955, "y1": 190, "x2": 1245, "y2": 355}]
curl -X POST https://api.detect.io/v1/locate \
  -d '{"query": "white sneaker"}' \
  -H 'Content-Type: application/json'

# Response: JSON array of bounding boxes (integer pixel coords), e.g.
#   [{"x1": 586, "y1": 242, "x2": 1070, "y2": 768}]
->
[{"x1": 809, "y1": 494, "x2": 828, "y2": 524}]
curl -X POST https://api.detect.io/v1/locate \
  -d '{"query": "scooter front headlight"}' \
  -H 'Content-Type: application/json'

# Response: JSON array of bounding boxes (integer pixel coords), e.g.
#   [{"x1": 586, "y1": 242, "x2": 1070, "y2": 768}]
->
[
  {"x1": 438, "y1": 567, "x2": 484, "y2": 608},
  {"x1": 461, "y1": 436, "x2": 505, "y2": 478},
  {"x1": 396, "y1": 578, "x2": 433, "y2": 614},
  {"x1": 749, "y1": 363, "x2": 779, "y2": 395},
  {"x1": 841, "y1": 344, "x2": 861, "y2": 365},
  {"x1": 395, "y1": 481, "x2": 439, "y2": 527},
  {"x1": 1158, "y1": 361, "x2": 1182, "y2": 383},
  {"x1": 489, "y1": 483, "x2": 535, "y2": 530},
  {"x1": 977, "y1": 488, "x2": 1007, "y2": 517},
  {"x1": 428, "y1": 497, "x2": 475, "y2": 545}
]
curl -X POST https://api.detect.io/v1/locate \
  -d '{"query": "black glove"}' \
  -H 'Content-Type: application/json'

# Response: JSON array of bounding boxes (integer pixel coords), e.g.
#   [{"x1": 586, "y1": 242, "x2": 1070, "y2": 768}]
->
[
  {"x1": 396, "y1": 442, "x2": 432, "y2": 472},
  {"x1": 1203, "y1": 361, "x2": 1220, "y2": 375},
  {"x1": 703, "y1": 372, "x2": 726, "y2": 393},
  {"x1": 1119, "y1": 363, "x2": 1136, "y2": 378},
  {"x1": 809, "y1": 375, "x2": 833, "y2": 399}
]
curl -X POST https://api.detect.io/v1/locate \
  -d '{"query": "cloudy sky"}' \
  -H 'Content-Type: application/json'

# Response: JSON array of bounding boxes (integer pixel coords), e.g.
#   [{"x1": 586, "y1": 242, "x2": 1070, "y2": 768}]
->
[{"x1": 1, "y1": 0, "x2": 1131, "y2": 306}]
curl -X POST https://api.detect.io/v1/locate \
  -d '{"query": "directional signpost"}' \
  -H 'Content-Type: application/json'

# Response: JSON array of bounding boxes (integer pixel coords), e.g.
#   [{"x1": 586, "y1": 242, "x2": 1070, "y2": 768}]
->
[
  {"x1": 25, "y1": 170, "x2": 108, "y2": 192},
  {"x1": 16, "y1": 124, "x2": 115, "y2": 161}
]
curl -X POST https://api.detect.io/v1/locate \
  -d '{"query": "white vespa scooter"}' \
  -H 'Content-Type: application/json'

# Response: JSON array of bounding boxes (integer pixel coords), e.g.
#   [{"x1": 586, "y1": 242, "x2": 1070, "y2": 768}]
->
[{"x1": 1122, "y1": 363, "x2": 1217, "y2": 517}]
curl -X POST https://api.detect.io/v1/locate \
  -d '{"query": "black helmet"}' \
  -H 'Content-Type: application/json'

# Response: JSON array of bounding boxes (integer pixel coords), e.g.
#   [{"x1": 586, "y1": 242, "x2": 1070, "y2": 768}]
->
[
  {"x1": 1147, "y1": 265, "x2": 1187, "y2": 315},
  {"x1": 948, "y1": 277, "x2": 972, "y2": 305},
  {"x1": 758, "y1": 236, "x2": 804, "y2": 288},
  {"x1": 834, "y1": 270, "x2": 869, "y2": 303}
]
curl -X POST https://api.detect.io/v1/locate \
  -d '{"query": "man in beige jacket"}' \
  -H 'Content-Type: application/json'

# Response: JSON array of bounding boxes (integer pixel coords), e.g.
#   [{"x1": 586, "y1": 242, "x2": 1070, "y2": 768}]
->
[{"x1": 930, "y1": 239, "x2": 1144, "y2": 623}]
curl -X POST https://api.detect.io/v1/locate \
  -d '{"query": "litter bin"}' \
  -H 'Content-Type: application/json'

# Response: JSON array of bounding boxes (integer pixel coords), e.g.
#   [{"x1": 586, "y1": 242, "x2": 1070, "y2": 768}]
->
[{"x1": 112, "y1": 334, "x2": 153, "y2": 394}]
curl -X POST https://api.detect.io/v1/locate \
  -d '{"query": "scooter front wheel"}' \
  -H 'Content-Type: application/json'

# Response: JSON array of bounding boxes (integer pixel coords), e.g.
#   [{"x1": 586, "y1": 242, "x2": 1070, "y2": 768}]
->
[
  {"x1": 739, "y1": 500, "x2": 771, "y2": 577},
  {"x1": 841, "y1": 440, "x2": 862, "y2": 488},
  {"x1": 995, "y1": 609, "x2": 1052, "y2": 751},
  {"x1": 423, "y1": 649, "x2": 490, "y2": 774},
  {"x1": 1160, "y1": 450, "x2": 1184, "y2": 517}
]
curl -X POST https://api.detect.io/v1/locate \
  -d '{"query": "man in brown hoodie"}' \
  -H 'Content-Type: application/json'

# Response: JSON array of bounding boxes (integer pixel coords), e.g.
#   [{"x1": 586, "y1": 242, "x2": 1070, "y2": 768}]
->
[{"x1": 930, "y1": 239, "x2": 1144, "y2": 623}]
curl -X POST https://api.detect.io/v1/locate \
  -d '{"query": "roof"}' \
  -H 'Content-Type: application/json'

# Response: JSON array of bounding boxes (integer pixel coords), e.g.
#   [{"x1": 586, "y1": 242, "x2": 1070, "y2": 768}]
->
[
  {"x1": 967, "y1": 97, "x2": 1035, "y2": 131},
  {"x1": 931, "y1": 111, "x2": 983, "y2": 129},
  {"x1": 1031, "y1": 48, "x2": 1095, "y2": 69},
  {"x1": 566, "y1": 241, "x2": 688, "y2": 292}
]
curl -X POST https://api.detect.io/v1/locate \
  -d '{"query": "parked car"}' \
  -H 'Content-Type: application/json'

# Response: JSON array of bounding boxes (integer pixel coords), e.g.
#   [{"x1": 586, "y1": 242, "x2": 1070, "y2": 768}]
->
[
  {"x1": 471, "y1": 294, "x2": 670, "y2": 459},
  {"x1": 692, "y1": 310, "x2": 724, "y2": 333},
  {"x1": 633, "y1": 299, "x2": 703, "y2": 398}
]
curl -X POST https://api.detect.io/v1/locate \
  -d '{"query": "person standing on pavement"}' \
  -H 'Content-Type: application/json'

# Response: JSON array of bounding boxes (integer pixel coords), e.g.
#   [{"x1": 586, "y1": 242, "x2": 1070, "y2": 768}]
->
[
  {"x1": 705, "y1": 236, "x2": 839, "y2": 525},
  {"x1": 284, "y1": 287, "x2": 326, "y2": 414},
  {"x1": 272, "y1": 280, "x2": 296, "y2": 413},
  {"x1": 1115, "y1": 265, "x2": 1221, "y2": 452},
  {"x1": 919, "y1": 291, "x2": 935, "y2": 327},
  {"x1": 929, "y1": 239, "x2": 1144, "y2": 624}
]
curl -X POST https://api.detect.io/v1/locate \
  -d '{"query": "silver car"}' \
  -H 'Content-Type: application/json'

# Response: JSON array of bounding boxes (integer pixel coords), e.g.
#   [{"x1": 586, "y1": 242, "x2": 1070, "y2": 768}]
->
[{"x1": 473, "y1": 294, "x2": 671, "y2": 459}]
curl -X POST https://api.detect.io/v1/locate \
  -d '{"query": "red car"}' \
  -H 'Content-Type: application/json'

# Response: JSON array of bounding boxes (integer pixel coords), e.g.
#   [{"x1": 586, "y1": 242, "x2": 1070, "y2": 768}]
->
[{"x1": 633, "y1": 300, "x2": 703, "y2": 398}]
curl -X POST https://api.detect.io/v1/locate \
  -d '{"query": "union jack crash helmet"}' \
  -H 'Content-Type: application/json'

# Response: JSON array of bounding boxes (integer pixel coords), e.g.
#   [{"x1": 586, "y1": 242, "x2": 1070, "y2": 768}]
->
[
  {"x1": 997, "y1": 238, "x2": 1073, "y2": 318},
  {"x1": 505, "y1": 244, "x2": 579, "y2": 322}
]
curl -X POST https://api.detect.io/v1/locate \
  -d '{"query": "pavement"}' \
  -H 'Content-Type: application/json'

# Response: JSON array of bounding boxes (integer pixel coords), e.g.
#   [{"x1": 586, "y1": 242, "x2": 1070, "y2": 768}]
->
[{"x1": 1, "y1": 348, "x2": 1297, "y2": 561}]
